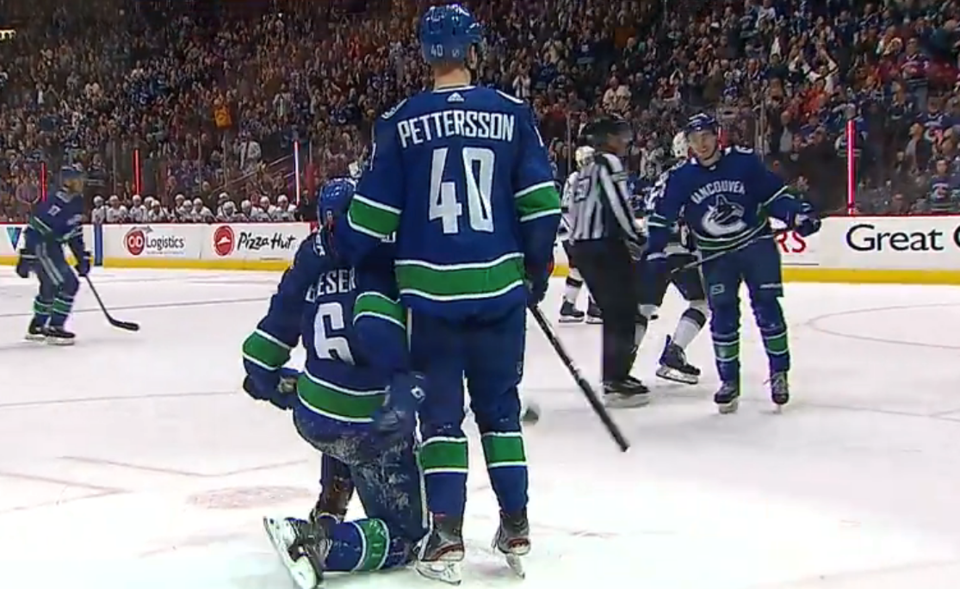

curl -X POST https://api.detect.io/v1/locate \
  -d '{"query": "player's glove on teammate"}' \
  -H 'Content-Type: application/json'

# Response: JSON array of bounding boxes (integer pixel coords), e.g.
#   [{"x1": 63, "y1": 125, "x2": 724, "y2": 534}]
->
[
  {"x1": 789, "y1": 202, "x2": 821, "y2": 237},
  {"x1": 371, "y1": 372, "x2": 427, "y2": 441},
  {"x1": 242, "y1": 366, "x2": 300, "y2": 410},
  {"x1": 15, "y1": 249, "x2": 34, "y2": 279},
  {"x1": 75, "y1": 251, "x2": 92, "y2": 277},
  {"x1": 525, "y1": 259, "x2": 554, "y2": 306}
]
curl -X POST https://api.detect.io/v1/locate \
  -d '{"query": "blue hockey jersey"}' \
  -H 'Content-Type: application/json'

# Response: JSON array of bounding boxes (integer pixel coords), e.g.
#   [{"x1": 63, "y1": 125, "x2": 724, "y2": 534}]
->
[
  {"x1": 23, "y1": 190, "x2": 85, "y2": 256},
  {"x1": 341, "y1": 85, "x2": 561, "y2": 319},
  {"x1": 648, "y1": 147, "x2": 801, "y2": 254},
  {"x1": 241, "y1": 230, "x2": 406, "y2": 425}
]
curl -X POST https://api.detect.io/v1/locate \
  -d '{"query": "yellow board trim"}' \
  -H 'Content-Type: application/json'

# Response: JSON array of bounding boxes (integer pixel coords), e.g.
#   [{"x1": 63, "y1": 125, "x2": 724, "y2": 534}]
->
[{"x1": 5, "y1": 256, "x2": 960, "y2": 285}]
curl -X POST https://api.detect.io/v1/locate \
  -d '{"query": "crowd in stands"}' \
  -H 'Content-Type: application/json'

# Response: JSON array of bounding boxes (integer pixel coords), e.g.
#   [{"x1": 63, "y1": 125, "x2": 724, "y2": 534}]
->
[{"x1": 1, "y1": 0, "x2": 959, "y2": 223}]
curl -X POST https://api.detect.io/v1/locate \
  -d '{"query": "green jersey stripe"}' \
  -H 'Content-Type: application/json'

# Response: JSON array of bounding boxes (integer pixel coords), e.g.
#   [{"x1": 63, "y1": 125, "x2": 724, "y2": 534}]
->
[
  {"x1": 395, "y1": 254, "x2": 524, "y2": 299},
  {"x1": 348, "y1": 196, "x2": 400, "y2": 239},
  {"x1": 297, "y1": 372, "x2": 386, "y2": 421},
  {"x1": 242, "y1": 330, "x2": 291, "y2": 369}
]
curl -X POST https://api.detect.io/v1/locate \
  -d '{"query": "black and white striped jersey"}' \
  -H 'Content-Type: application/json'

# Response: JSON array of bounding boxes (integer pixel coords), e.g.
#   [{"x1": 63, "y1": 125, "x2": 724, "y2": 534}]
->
[{"x1": 566, "y1": 152, "x2": 641, "y2": 244}]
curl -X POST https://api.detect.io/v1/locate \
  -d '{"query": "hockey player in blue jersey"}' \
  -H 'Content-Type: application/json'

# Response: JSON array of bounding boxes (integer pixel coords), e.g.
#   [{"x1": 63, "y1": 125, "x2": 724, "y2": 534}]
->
[
  {"x1": 647, "y1": 114, "x2": 821, "y2": 414},
  {"x1": 339, "y1": 4, "x2": 561, "y2": 582},
  {"x1": 241, "y1": 178, "x2": 428, "y2": 589},
  {"x1": 15, "y1": 166, "x2": 91, "y2": 345}
]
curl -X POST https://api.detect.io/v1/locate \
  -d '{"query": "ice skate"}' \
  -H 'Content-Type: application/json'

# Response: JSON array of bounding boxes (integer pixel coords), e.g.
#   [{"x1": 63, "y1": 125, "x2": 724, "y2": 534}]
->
[
  {"x1": 263, "y1": 516, "x2": 331, "y2": 589},
  {"x1": 769, "y1": 371, "x2": 789, "y2": 412},
  {"x1": 603, "y1": 376, "x2": 650, "y2": 408},
  {"x1": 416, "y1": 514, "x2": 464, "y2": 585},
  {"x1": 714, "y1": 381, "x2": 740, "y2": 414},
  {"x1": 558, "y1": 300, "x2": 585, "y2": 323},
  {"x1": 655, "y1": 336, "x2": 701, "y2": 384},
  {"x1": 25, "y1": 318, "x2": 47, "y2": 342},
  {"x1": 44, "y1": 326, "x2": 75, "y2": 346},
  {"x1": 586, "y1": 301, "x2": 602, "y2": 324},
  {"x1": 491, "y1": 509, "x2": 530, "y2": 578}
]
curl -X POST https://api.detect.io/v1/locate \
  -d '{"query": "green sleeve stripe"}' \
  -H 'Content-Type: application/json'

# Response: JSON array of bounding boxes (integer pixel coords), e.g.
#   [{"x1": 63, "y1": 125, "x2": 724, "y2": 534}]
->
[
  {"x1": 29, "y1": 218, "x2": 52, "y2": 235},
  {"x1": 354, "y1": 292, "x2": 406, "y2": 325},
  {"x1": 516, "y1": 185, "x2": 561, "y2": 223},
  {"x1": 347, "y1": 196, "x2": 400, "y2": 239},
  {"x1": 242, "y1": 330, "x2": 291, "y2": 369},
  {"x1": 515, "y1": 181, "x2": 556, "y2": 199}
]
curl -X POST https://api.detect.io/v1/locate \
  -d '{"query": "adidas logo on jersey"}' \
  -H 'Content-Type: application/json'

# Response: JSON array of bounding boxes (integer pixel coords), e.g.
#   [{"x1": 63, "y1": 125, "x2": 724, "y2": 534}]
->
[{"x1": 447, "y1": 92, "x2": 464, "y2": 103}]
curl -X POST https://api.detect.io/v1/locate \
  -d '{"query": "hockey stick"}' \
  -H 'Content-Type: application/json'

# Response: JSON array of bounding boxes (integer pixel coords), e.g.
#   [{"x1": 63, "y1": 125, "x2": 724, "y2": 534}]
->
[
  {"x1": 528, "y1": 305, "x2": 630, "y2": 452},
  {"x1": 84, "y1": 276, "x2": 140, "y2": 331},
  {"x1": 671, "y1": 229, "x2": 790, "y2": 274}
]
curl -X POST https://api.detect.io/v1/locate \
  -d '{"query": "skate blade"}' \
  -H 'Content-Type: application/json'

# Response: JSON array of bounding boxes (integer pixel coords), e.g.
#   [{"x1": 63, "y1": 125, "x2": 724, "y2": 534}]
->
[
  {"x1": 45, "y1": 337, "x2": 74, "y2": 346},
  {"x1": 585, "y1": 316, "x2": 603, "y2": 324},
  {"x1": 717, "y1": 399, "x2": 739, "y2": 414},
  {"x1": 491, "y1": 534, "x2": 529, "y2": 578},
  {"x1": 557, "y1": 315, "x2": 585, "y2": 324},
  {"x1": 604, "y1": 394, "x2": 650, "y2": 408},
  {"x1": 416, "y1": 560, "x2": 462, "y2": 585},
  {"x1": 24, "y1": 334, "x2": 46, "y2": 342},
  {"x1": 772, "y1": 402, "x2": 786, "y2": 414},
  {"x1": 263, "y1": 517, "x2": 320, "y2": 589},
  {"x1": 655, "y1": 366, "x2": 699, "y2": 385}
]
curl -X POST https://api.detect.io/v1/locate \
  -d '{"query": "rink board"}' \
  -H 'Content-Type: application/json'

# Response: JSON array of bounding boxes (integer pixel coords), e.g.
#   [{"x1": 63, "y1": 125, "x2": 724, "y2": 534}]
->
[{"x1": 3, "y1": 217, "x2": 960, "y2": 284}]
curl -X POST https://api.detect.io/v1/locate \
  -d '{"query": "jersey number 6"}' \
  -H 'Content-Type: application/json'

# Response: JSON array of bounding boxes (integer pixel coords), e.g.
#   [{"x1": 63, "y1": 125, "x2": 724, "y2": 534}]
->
[
  {"x1": 429, "y1": 146, "x2": 495, "y2": 235},
  {"x1": 313, "y1": 302, "x2": 355, "y2": 365}
]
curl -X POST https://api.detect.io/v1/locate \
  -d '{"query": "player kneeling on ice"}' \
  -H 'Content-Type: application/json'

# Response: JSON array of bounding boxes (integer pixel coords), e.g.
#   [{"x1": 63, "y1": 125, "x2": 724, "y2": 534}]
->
[
  {"x1": 15, "y1": 166, "x2": 92, "y2": 345},
  {"x1": 241, "y1": 178, "x2": 427, "y2": 589},
  {"x1": 646, "y1": 114, "x2": 821, "y2": 414}
]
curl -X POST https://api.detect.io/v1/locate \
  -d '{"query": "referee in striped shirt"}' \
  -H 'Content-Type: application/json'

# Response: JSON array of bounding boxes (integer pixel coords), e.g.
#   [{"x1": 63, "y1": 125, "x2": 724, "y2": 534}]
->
[{"x1": 566, "y1": 115, "x2": 649, "y2": 406}]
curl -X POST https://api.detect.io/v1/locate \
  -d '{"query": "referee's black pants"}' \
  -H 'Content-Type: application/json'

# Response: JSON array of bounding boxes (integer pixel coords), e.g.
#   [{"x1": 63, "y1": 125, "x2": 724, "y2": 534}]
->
[{"x1": 569, "y1": 239, "x2": 640, "y2": 383}]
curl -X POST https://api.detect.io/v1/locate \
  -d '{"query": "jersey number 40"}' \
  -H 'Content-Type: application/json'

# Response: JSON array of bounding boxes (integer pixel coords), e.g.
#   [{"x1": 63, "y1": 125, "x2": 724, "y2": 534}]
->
[{"x1": 429, "y1": 146, "x2": 495, "y2": 235}]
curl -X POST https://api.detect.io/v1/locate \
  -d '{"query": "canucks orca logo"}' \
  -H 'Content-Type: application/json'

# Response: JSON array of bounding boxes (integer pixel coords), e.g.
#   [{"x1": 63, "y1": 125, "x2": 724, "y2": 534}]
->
[{"x1": 701, "y1": 195, "x2": 747, "y2": 236}]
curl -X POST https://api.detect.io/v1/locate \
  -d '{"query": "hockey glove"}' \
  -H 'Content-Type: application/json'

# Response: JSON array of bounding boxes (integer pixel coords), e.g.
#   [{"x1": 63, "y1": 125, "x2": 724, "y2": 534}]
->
[
  {"x1": 790, "y1": 203, "x2": 821, "y2": 237},
  {"x1": 15, "y1": 249, "x2": 34, "y2": 279},
  {"x1": 371, "y1": 372, "x2": 427, "y2": 441},
  {"x1": 242, "y1": 366, "x2": 300, "y2": 410},
  {"x1": 525, "y1": 259, "x2": 554, "y2": 306},
  {"x1": 75, "y1": 251, "x2": 92, "y2": 277}
]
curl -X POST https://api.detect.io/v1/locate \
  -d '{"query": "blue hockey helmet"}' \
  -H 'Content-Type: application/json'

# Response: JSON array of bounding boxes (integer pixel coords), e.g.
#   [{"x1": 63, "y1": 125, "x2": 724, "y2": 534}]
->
[
  {"x1": 419, "y1": 4, "x2": 483, "y2": 65},
  {"x1": 684, "y1": 113, "x2": 719, "y2": 137},
  {"x1": 317, "y1": 177, "x2": 356, "y2": 230}
]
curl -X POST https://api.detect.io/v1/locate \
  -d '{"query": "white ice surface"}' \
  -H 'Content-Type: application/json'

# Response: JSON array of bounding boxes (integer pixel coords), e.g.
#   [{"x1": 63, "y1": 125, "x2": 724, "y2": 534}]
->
[{"x1": 3, "y1": 269, "x2": 960, "y2": 589}]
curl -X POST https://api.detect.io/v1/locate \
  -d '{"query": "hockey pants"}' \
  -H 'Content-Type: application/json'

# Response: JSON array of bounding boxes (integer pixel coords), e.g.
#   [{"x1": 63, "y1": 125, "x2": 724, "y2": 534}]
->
[
  {"x1": 570, "y1": 240, "x2": 641, "y2": 382},
  {"x1": 410, "y1": 303, "x2": 528, "y2": 519},
  {"x1": 701, "y1": 237, "x2": 790, "y2": 383},
  {"x1": 293, "y1": 405, "x2": 427, "y2": 572},
  {"x1": 33, "y1": 242, "x2": 79, "y2": 327}
]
